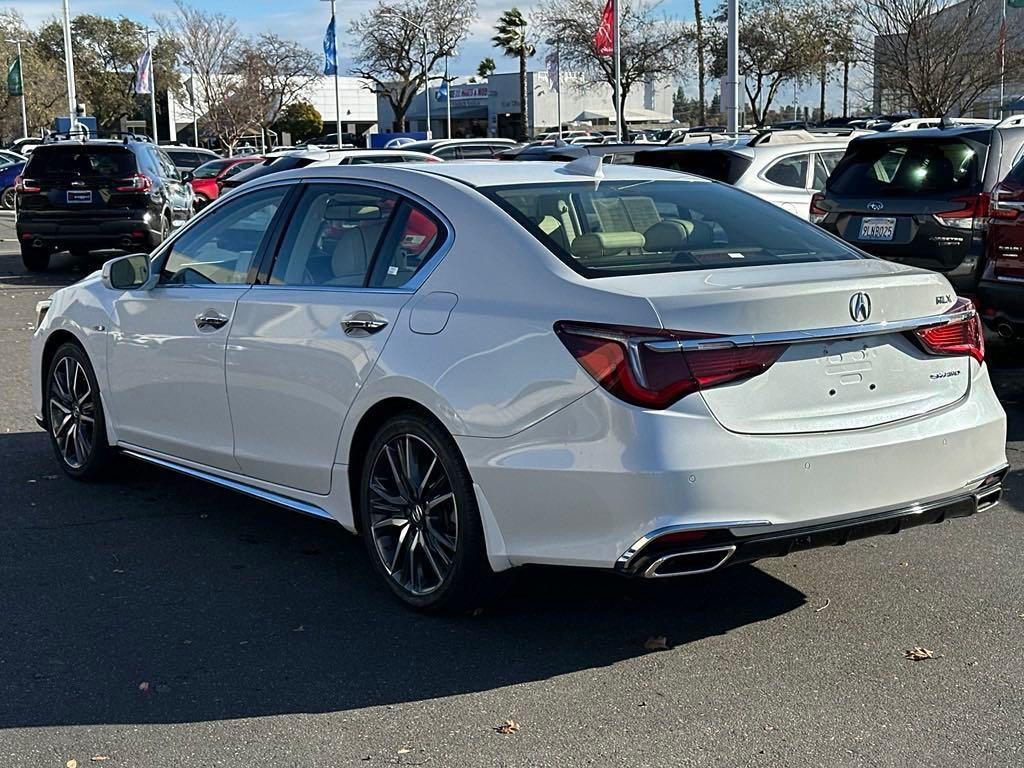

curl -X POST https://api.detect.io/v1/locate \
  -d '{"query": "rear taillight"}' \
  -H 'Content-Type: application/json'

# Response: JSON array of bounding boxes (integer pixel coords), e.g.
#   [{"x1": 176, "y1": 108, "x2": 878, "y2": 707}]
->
[
  {"x1": 809, "y1": 192, "x2": 827, "y2": 225},
  {"x1": 913, "y1": 298, "x2": 984, "y2": 363},
  {"x1": 933, "y1": 193, "x2": 989, "y2": 230},
  {"x1": 555, "y1": 322, "x2": 786, "y2": 409},
  {"x1": 989, "y1": 182, "x2": 1023, "y2": 220},
  {"x1": 14, "y1": 175, "x2": 40, "y2": 193},
  {"x1": 115, "y1": 173, "x2": 153, "y2": 193}
]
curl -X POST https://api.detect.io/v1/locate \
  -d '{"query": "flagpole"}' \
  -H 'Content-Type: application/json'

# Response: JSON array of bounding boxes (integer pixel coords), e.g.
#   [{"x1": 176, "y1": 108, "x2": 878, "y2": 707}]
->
[
  {"x1": 726, "y1": 0, "x2": 739, "y2": 135},
  {"x1": 1000, "y1": 0, "x2": 1007, "y2": 116},
  {"x1": 331, "y1": 0, "x2": 342, "y2": 148},
  {"x1": 10, "y1": 39, "x2": 27, "y2": 138},
  {"x1": 189, "y1": 61, "x2": 199, "y2": 147},
  {"x1": 61, "y1": 0, "x2": 77, "y2": 130},
  {"x1": 612, "y1": 0, "x2": 622, "y2": 141},
  {"x1": 445, "y1": 56, "x2": 451, "y2": 139},
  {"x1": 556, "y1": 42, "x2": 562, "y2": 139},
  {"x1": 146, "y1": 30, "x2": 158, "y2": 143}
]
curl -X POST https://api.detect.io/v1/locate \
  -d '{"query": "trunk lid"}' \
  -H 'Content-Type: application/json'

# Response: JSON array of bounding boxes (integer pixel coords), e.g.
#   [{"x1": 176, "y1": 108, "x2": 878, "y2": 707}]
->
[{"x1": 600, "y1": 260, "x2": 970, "y2": 434}]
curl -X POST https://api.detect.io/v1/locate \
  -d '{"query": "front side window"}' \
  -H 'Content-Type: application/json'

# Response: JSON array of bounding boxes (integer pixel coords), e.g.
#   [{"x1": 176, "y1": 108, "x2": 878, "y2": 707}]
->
[
  {"x1": 160, "y1": 186, "x2": 288, "y2": 285},
  {"x1": 485, "y1": 179, "x2": 863, "y2": 278},
  {"x1": 764, "y1": 153, "x2": 810, "y2": 188}
]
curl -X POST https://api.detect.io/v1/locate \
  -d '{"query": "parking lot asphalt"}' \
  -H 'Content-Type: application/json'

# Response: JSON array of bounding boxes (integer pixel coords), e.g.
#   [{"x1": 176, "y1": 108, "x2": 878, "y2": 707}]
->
[{"x1": 0, "y1": 239, "x2": 1021, "y2": 768}]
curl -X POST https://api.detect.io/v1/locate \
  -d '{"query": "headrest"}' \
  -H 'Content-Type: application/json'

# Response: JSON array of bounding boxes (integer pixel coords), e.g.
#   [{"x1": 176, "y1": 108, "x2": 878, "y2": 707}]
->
[
  {"x1": 324, "y1": 202, "x2": 382, "y2": 221},
  {"x1": 644, "y1": 220, "x2": 694, "y2": 251},
  {"x1": 570, "y1": 231, "x2": 645, "y2": 261}
]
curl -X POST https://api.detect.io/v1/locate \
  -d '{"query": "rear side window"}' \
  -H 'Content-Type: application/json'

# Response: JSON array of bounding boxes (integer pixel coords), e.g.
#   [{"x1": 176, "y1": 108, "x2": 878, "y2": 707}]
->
[
  {"x1": 634, "y1": 149, "x2": 753, "y2": 184},
  {"x1": 26, "y1": 145, "x2": 136, "y2": 178},
  {"x1": 485, "y1": 179, "x2": 862, "y2": 278},
  {"x1": 763, "y1": 154, "x2": 810, "y2": 188},
  {"x1": 829, "y1": 138, "x2": 983, "y2": 197}
]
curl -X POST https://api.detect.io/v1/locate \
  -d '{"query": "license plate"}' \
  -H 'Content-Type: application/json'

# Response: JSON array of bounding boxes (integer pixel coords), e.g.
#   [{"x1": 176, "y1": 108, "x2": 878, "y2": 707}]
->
[
  {"x1": 66, "y1": 190, "x2": 92, "y2": 204},
  {"x1": 859, "y1": 217, "x2": 896, "y2": 241}
]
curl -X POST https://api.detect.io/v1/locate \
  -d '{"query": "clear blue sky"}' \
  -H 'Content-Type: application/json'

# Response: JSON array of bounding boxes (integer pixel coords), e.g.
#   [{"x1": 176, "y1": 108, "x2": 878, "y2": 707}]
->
[{"x1": 15, "y1": 0, "x2": 857, "y2": 113}]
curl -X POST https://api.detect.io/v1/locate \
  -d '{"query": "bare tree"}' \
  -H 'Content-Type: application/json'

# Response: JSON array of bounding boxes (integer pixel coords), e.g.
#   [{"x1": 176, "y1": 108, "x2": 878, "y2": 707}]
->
[
  {"x1": 709, "y1": 0, "x2": 821, "y2": 127},
  {"x1": 349, "y1": 0, "x2": 477, "y2": 132},
  {"x1": 859, "y1": 0, "x2": 1024, "y2": 116},
  {"x1": 535, "y1": 0, "x2": 692, "y2": 124},
  {"x1": 235, "y1": 34, "x2": 320, "y2": 128}
]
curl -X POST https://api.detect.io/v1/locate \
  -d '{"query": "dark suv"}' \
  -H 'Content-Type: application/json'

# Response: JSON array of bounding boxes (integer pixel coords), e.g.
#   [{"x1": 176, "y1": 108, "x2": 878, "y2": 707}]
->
[
  {"x1": 15, "y1": 138, "x2": 193, "y2": 272},
  {"x1": 811, "y1": 123, "x2": 1024, "y2": 292}
]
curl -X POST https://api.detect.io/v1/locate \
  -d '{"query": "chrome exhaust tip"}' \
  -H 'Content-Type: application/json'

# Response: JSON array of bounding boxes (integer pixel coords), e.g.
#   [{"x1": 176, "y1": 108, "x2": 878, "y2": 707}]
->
[{"x1": 642, "y1": 545, "x2": 737, "y2": 578}]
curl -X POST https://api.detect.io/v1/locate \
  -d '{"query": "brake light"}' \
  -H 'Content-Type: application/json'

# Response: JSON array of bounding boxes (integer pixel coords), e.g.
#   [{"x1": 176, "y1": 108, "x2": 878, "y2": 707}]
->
[
  {"x1": 933, "y1": 193, "x2": 989, "y2": 230},
  {"x1": 115, "y1": 173, "x2": 153, "y2": 193},
  {"x1": 809, "y1": 192, "x2": 827, "y2": 225},
  {"x1": 913, "y1": 298, "x2": 984, "y2": 363},
  {"x1": 14, "y1": 175, "x2": 40, "y2": 193},
  {"x1": 989, "y1": 183, "x2": 1022, "y2": 220},
  {"x1": 555, "y1": 322, "x2": 786, "y2": 409}
]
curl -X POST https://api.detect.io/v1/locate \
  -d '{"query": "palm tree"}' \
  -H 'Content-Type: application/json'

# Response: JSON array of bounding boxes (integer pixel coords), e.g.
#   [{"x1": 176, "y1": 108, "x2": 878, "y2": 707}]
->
[
  {"x1": 477, "y1": 57, "x2": 497, "y2": 79},
  {"x1": 492, "y1": 8, "x2": 535, "y2": 139}
]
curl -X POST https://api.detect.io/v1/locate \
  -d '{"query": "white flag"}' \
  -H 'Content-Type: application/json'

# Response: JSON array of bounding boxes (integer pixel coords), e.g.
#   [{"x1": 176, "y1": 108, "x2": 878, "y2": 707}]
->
[
  {"x1": 546, "y1": 51, "x2": 559, "y2": 93},
  {"x1": 135, "y1": 46, "x2": 152, "y2": 95}
]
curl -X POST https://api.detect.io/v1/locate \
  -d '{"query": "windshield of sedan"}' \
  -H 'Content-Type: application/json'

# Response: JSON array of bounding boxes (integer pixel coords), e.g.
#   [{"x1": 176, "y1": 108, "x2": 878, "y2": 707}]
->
[{"x1": 484, "y1": 179, "x2": 863, "y2": 278}]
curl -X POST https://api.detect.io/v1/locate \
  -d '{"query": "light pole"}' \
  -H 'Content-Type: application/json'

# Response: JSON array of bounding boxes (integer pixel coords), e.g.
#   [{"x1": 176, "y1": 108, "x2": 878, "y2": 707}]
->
[
  {"x1": 381, "y1": 8, "x2": 432, "y2": 138},
  {"x1": 726, "y1": 0, "x2": 740, "y2": 135},
  {"x1": 320, "y1": 0, "x2": 344, "y2": 148},
  {"x1": 5, "y1": 38, "x2": 27, "y2": 138},
  {"x1": 185, "y1": 60, "x2": 199, "y2": 147}
]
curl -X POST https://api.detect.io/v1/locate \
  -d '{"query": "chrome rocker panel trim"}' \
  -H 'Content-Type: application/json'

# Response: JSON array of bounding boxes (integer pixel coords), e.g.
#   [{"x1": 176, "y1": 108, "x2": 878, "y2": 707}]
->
[{"x1": 121, "y1": 449, "x2": 335, "y2": 521}]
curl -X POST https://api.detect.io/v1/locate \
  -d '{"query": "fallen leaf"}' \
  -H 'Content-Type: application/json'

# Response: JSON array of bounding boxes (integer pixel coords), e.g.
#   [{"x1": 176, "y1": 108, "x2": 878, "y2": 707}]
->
[
  {"x1": 138, "y1": 681, "x2": 149, "y2": 691},
  {"x1": 644, "y1": 636, "x2": 668, "y2": 651},
  {"x1": 904, "y1": 646, "x2": 937, "y2": 661},
  {"x1": 66, "y1": 761, "x2": 78, "y2": 768},
  {"x1": 397, "y1": 748, "x2": 411, "y2": 754},
  {"x1": 495, "y1": 719, "x2": 520, "y2": 735},
  {"x1": 899, "y1": 562, "x2": 910, "y2": 567},
  {"x1": 90, "y1": 756, "x2": 111, "y2": 762}
]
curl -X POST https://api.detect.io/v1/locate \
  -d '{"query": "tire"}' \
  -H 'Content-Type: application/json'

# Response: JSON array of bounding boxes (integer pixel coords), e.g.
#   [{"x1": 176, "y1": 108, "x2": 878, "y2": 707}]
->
[
  {"x1": 0, "y1": 186, "x2": 14, "y2": 210},
  {"x1": 147, "y1": 212, "x2": 170, "y2": 250},
  {"x1": 44, "y1": 342, "x2": 114, "y2": 482},
  {"x1": 21, "y1": 242, "x2": 50, "y2": 272},
  {"x1": 358, "y1": 412, "x2": 504, "y2": 612}
]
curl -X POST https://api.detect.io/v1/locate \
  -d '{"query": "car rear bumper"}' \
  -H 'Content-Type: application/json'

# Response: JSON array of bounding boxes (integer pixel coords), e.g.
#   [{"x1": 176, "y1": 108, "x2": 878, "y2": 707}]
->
[
  {"x1": 457, "y1": 363, "x2": 1007, "y2": 570},
  {"x1": 16, "y1": 214, "x2": 158, "y2": 246},
  {"x1": 978, "y1": 277, "x2": 1024, "y2": 328},
  {"x1": 615, "y1": 465, "x2": 1007, "y2": 577}
]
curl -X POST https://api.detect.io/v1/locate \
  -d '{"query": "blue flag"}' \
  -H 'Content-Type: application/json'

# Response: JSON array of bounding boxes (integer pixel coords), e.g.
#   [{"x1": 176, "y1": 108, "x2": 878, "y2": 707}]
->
[
  {"x1": 435, "y1": 80, "x2": 448, "y2": 102},
  {"x1": 323, "y1": 14, "x2": 337, "y2": 76}
]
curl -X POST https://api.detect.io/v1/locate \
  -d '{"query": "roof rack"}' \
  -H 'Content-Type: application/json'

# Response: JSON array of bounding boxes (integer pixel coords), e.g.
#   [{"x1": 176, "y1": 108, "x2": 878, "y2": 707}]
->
[
  {"x1": 667, "y1": 132, "x2": 736, "y2": 145},
  {"x1": 42, "y1": 127, "x2": 92, "y2": 144},
  {"x1": 748, "y1": 128, "x2": 866, "y2": 146}
]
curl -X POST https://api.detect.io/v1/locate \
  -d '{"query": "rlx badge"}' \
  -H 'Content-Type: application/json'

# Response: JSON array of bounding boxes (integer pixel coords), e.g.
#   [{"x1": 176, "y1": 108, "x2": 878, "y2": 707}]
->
[
  {"x1": 849, "y1": 292, "x2": 872, "y2": 322},
  {"x1": 935, "y1": 294, "x2": 953, "y2": 305}
]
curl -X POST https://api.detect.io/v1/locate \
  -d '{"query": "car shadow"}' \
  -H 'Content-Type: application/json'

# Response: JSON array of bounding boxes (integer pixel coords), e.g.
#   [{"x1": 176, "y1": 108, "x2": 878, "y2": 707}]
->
[
  {"x1": 0, "y1": 430, "x2": 806, "y2": 728},
  {"x1": 0, "y1": 249, "x2": 122, "y2": 287}
]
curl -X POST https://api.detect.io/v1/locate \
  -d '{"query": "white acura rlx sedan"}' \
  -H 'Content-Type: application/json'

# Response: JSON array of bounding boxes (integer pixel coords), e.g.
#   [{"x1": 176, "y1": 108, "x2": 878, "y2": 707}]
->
[{"x1": 31, "y1": 160, "x2": 1008, "y2": 611}]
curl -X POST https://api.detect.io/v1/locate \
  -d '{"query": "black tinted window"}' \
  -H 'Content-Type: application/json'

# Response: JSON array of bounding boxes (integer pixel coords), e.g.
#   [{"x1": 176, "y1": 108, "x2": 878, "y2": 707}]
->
[
  {"x1": 26, "y1": 145, "x2": 136, "y2": 178},
  {"x1": 829, "y1": 138, "x2": 982, "y2": 197},
  {"x1": 486, "y1": 179, "x2": 862, "y2": 278},
  {"x1": 764, "y1": 154, "x2": 809, "y2": 188},
  {"x1": 634, "y1": 149, "x2": 752, "y2": 184}
]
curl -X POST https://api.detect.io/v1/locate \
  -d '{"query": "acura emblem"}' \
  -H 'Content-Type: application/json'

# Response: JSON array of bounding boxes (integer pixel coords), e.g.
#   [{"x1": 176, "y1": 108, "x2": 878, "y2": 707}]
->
[
  {"x1": 850, "y1": 292, "x2": 872, "y2": 322},
  {"x1": 867, "y1": 201, "x2": 884, "y2": 211}
]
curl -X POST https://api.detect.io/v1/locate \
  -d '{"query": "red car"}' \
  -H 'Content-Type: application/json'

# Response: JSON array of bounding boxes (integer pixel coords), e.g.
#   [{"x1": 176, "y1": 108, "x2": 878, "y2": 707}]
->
[
  {"x1": 187, "y1": 156, "x2": 263, "y2": 209},
  {"x1": 981, "y1": 161, "x2": 1024, "y2": 341}
]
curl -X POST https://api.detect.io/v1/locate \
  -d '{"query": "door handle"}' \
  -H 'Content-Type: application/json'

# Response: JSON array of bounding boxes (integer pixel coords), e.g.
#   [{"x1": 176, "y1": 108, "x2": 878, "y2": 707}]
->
[
  {"x1": 342, "y1": 311, "x2": 388, "y2": 336},
  {"x1": 195, "y1": 310, "x2": 230, "y2": 331}
]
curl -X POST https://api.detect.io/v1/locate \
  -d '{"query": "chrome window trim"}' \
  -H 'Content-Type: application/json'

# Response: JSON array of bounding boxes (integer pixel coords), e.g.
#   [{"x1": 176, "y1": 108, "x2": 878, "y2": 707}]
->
[{"x1": 645, "y1": 307, "x2": 977, "y2": 352}]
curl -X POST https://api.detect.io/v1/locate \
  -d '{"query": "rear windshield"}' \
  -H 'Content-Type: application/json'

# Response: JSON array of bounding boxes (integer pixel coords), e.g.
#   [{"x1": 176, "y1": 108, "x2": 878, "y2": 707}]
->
[
  {"x1": 828, "y1": 138, "x2": 984, "y2": 197},
  {"x1": 192, "y1": 159, "x2": 232, "y2": 179},
  {"x1": 634, "y1": 149, "x2": 752, "y2": 184},
  {"x1": 25, "y1": 145, "x2": 136, "y2": 178},
  {"x1": 485, "y1": 179, "x2": 862, "y2": 278}
]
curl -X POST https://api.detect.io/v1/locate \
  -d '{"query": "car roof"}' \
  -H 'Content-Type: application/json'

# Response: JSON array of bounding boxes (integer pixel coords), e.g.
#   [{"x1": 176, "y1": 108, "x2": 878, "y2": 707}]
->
[
  {"x1": 401, "y1": 138, "x2": 518, "y2": 152},
  {"x1": 851, "y1": 125, "x2": 1013, "y2": 142},
  {"x1": 369, "y1": 159, "x2": 701, "y2": 187}
]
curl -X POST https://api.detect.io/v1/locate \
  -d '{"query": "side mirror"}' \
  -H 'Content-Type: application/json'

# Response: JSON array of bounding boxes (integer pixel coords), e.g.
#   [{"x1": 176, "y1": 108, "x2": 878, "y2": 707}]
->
[
  {"x1": 102, "y1": 253, "x2": 151, "y2": 290},
  {"x1": 181, "y1": 170, "x2": 194, "y2": 183}
]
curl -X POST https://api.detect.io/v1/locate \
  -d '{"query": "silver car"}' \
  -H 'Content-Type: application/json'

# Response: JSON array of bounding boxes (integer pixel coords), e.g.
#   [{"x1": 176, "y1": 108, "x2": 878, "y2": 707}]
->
[{"x1": 635, "y1": 130, "x2": 866, "y2": 220}]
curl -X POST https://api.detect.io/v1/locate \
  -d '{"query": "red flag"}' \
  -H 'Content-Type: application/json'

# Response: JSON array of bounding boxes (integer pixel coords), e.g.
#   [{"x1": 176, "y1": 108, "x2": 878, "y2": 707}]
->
[{"x1": 595, "y1": 0, "x2": 614, "y2": 57}]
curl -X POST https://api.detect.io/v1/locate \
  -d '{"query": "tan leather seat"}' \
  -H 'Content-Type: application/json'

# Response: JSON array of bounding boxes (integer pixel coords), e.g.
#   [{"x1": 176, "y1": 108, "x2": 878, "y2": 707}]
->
[{"x1": 329, "y1": 223, "x2": 386, "y2": 285}]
